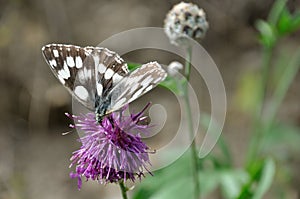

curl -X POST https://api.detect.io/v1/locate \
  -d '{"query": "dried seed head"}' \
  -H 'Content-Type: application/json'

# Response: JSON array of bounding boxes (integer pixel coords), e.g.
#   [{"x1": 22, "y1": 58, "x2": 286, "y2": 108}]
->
[
  {"x1": 164, "y1": 2, "x2": 209, "y2": 46},
  {"x1": 167, "y1": 61, "x2": 183, "y2": 76}
]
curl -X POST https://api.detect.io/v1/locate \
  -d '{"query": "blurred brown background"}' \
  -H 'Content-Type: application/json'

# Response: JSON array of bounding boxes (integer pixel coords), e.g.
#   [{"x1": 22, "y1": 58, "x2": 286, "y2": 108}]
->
[{"x1": 0, "y1": 0, "x2": 300, "y2": 198}]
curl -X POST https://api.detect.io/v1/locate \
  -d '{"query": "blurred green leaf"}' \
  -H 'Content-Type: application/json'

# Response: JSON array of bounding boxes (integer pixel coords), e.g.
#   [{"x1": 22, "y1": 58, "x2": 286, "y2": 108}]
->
[
  {"x1": 255, "y1": 0, "x2": 300, "y2": 47},
  {"x1": 198, "y1": 170, "x2": 225, "y2": 197},
  {"x1": 200, "y1": 113, "x2": 232, "y2": 167},
  {"x1": 133, "y1": 169, "x2": 224, "y2": 199},
  {"x1": 159, "y1": 76, "x2": 184, "y2": 95},
  {"x1": 127, "y1": 62, "x2": 141, "y2": 71},
  {"x1": 148, "y1": 175, "x2": 194, "y2": 199},
  {"x1": 133, "y1": 153, "x2": 192, "y2": 199},
  {"x1": 265, "y1": 0, "x2": 300, "y2": 36},
  {"x1": 291, "y1": 12, "x2": 300, "y2": 31},
  {"x1": 219, "y1": 170, "x2": 249, "y2": 199},
  {"x1": 277, "y1": 9, "x2": 300, "y2": 35},
  {"x1": 263, "y1": 123, "x2": 300, "y2": 156},
  {"x1": 256, "y1": 20, "x2": 277, "y2": 48},
  {"x1": 133, "y1": 149, "x2": 250, "y2": 199},
  {"x1": 134, "y1": 168, "x2": 250, "y2": 199},
  {"x1": 253, "y1": 158, "x2": 276, "y2": 199},
  {"x1": 277, "y1": 9, "x2": 293, "y2": 35},
  {"x1": 264, "y1": 48, "x2": 300, "y2": 140},
  {"x1": 237, "y1": 159, "x2": 275, "y2": 199},
  {"x1": 268, "y1": 0, "x2": 287, "y2": 26}
]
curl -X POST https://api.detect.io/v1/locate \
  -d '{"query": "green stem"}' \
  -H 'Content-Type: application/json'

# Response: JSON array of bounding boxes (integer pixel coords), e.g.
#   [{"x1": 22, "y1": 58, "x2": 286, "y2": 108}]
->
[
  {"x1": 247, "y1": 47, "x2": 273, "y2": 166},
  {"x1": 185, "y1": 46, "x2": 192, "y2": 82},
  {"x1": 183, "y1": 46, "x2": 200, "y2": 199},
  {"x1": 119, "y1": 181, "x2": 128, "y2": 199},
  {"x1": 263, "y1": 48, "x2": 300, "y2": 137},
  {"x1": 247, "y1": 46, "x2": 300, "y2": 167},
  {"x1": 246, "y1": 0, "x2": 290, "y2": 167}
]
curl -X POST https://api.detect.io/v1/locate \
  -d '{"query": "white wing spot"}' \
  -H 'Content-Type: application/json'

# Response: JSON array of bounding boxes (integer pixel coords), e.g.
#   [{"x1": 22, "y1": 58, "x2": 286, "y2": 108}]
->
[
  {"x1": 74, "y1": 86, "x2": 89, "y2": 101},
  {"x1": 98, "y1": 63, "x2": 106, "y2": 74},
  {"x1": 105, "y1": 51, "x2": 113, "y2": 57},
  {"x1": 77, "y1": 70, "x2": 86, "y2": 84},
  {"x1": 104, "y1": 68, "x2": 114, "y2": 80},
  {"x1": 58, "y1": 71, "x2": 66, "y2": 79},
  {"x1": 67, "y1": 56, "x2": 75, "y2": 67},
  {"x1": 141, "y1": 76, "x2": 153, "y2": 87},
  {"x1": 76, "y1": 68, "x2": 92, "y2": 84},
  {"x1": 53, "y1": 49, "x2": 59, "y2": 57},
  {"x1": 84, "y1": 49, "x2": 92, "y2": 56},
  {"x1": 63, "y1": 62, "x2": 71, "y2": 78},
  {"x1": 97, "y1": 83, "x2": 103, "y2": 96},
  {"x1": 93, "y1": 55, "x2": 100, "y2": 65},
  {"x1": 131, "y1": 87, "x2": 145, "y2": 101},
  {"x1": 49, "y1": 59, "x2": 57, "y2": 68},
  {"x1": 58, "y1": 68, "x2": 70, "y2": 79},
  {"x1": 112, "y1": 73, "x2": 122, "y2": 84},
  {"x1": 121, "y1": 65, "x2": 127, "y2": 72},
  {"x1": 58, "y1": 75, "x2": 65, "y2": 84},
  {"x1": 83, "y1": 68, "x2": 92, "y2": 80},
  {"x1": 129, "y1": 84, "x2": 139, "y2": 94},
  {"x1": 75, "y1": 56, "x2": 83, "y2": 68},
  {"x1": 144, "y1": 85, "x2": 153, "y2": 92}
]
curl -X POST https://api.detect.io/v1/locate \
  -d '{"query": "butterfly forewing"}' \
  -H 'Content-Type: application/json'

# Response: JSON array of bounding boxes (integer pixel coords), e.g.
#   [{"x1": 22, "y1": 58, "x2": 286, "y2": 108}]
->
[
  {"x1": 107, "y1": 62, "x2": 167, "y2": 112},
  {"x1": 42, "y1": 44, "x2": 99, "y2": 109},
  {"x1": 42, "y1": 44, "x2": 130, "y2": 111}
]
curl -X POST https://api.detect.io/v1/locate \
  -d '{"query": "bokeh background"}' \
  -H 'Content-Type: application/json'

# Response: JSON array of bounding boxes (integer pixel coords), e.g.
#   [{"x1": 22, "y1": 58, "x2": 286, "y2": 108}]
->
[{"x1": 0, "y1": 0, "x2": 299, "y2": 198}]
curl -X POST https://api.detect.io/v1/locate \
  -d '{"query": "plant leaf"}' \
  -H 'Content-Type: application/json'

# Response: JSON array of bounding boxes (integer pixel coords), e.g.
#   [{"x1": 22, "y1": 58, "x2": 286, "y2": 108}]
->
[
  {"x1": 252, "y1": 158, "x2": 276, "y2": 199},
  {"x1": 159, "y1": 76, "x2": 184, "y2": 95},
  {"x1": 256, "y1": 20, "x2": 277, "y2": 48},
  {"x1": 219, "y1": 169, "x2": 249, "y2": 199},
  {"x1": 237, "y1": 159, "x2": 275, "y2": 199},
  {"x1": 127, "y1": 62, "x2": 141, "y2": 71}
]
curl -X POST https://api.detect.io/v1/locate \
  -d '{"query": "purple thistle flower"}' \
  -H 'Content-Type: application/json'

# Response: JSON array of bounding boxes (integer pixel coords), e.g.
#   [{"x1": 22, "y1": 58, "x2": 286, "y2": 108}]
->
[{"x1": 66, "y1": 104, "x2": 152, "y2": 190}]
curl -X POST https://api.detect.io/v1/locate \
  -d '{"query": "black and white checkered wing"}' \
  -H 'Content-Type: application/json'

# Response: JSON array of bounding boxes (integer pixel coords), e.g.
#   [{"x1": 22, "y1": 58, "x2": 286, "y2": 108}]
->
[
  {"x1": 89, "y1": 48, "x2": 129, "y2": 97},
  {"x1": 42, "y1": 44, "x2": 129, "y2": 110},
  {"x1": 107, "y1": 62, "x2": 167, "y2": 112}
]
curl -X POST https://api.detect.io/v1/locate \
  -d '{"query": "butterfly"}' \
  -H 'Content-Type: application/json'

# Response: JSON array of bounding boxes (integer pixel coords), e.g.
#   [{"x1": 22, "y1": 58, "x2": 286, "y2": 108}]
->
[{"x1": 42, "y1": 44, "x2": 167, "y2": 122}]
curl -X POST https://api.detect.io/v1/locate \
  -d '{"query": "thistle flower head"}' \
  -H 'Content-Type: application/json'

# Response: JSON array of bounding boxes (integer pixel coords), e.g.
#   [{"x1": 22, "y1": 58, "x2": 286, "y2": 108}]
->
[
  {"x1": 67, "y1": 104, "x2": 152, "y2": 189},
  {"x1": 164, "y1": 2, "x2": 209, "y2": 46}
]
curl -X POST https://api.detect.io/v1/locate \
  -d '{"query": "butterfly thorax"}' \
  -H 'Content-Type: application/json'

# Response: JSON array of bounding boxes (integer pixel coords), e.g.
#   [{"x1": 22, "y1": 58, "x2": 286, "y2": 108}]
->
[{"x1": 95, "y1": 95, "x2": 112, "y2": 123}]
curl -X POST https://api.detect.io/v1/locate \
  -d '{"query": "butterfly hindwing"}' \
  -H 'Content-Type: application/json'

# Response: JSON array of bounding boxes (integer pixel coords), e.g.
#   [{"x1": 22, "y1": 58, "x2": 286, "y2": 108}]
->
[
  {"x1": 90, "y1": 48, "x2": 129, "y2": 97},
  {"x1": 107, "y1": 62, "x2": 167, "y2": 112}
]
